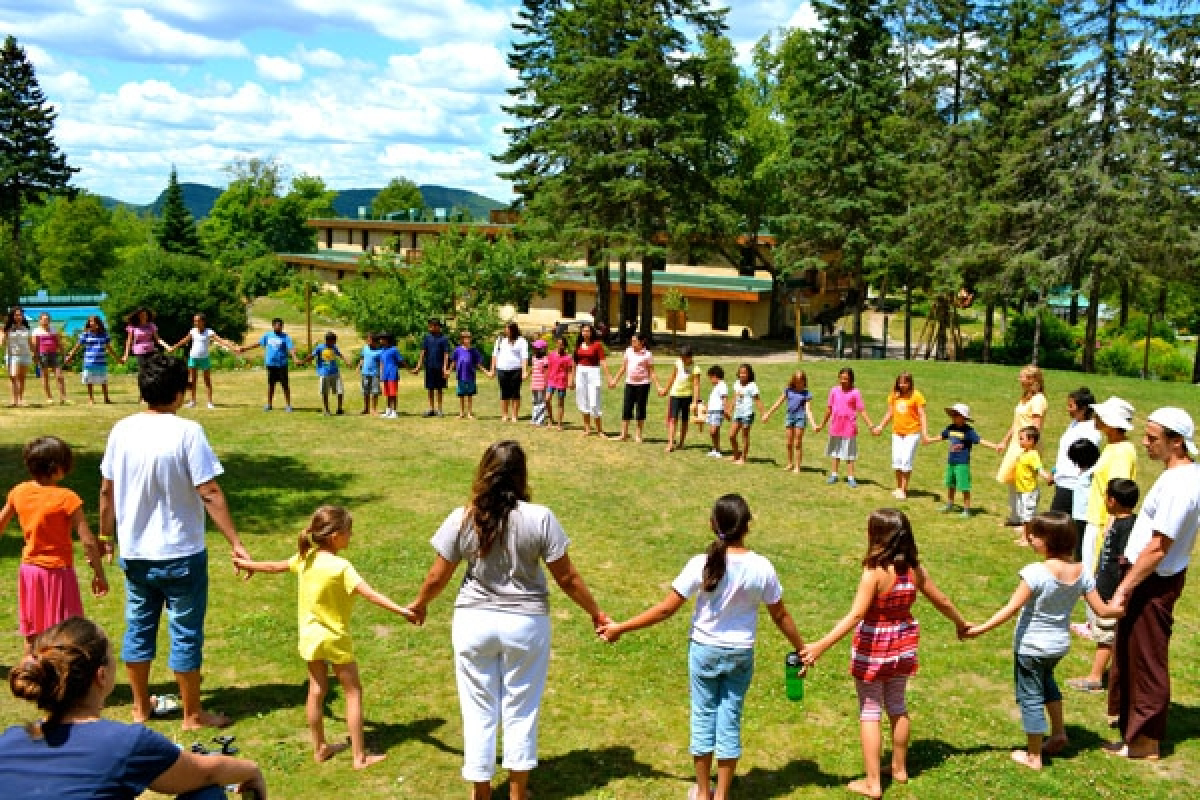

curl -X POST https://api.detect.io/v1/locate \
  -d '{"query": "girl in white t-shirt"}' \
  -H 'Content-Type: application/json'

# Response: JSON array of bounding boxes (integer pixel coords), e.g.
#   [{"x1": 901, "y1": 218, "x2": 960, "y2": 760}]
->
[
  {"x1": 729, "y1": 364, "x2": 765, "y2": 465},
  {"x1": 168, "y1": 313, "x2": 236, "y2": 409},
  {"x1": 599, "y1": 494, "x2": 808, "y2": 800}
]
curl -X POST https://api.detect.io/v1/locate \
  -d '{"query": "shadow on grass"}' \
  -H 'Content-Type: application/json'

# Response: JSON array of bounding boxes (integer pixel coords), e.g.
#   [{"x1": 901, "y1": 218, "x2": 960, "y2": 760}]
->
[
  {"x1": 365, "y1": 715, "x2": 460, "y2": 756},
  {"x1": 504, "y1": 746, "x2": 678, "y2": 799},
  {"x1": 908, "y1": 737, "x2": 1010, "y2": 777},
  {"x1": 1164, "y1": 702, "x2": 1200, "y2": 756},
  {"x1": 734, "y1": 757, "x2": 847, "y2": 797}
]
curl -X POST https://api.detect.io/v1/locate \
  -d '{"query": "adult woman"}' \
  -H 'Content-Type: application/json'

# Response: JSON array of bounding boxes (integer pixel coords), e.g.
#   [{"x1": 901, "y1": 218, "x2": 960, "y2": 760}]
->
[
  {"x1": 0, "y1": 617, "x2": 266, "y2": 799},
  {"x1": 571, "y1": 323, "x2": 613, "y2": 437},
  {"x1": 122, "y1": 307, "x2": 169, "y2": 369},
  {"x1": 1048, "y1": 387, "x2": 1102, "y2": 536},
  {"x1": 491, "y1": 322, "x2": 529, "y2": 422},
  {"x1": 404, "y1": 441, "x2": 608, "y2": 800},
  {"x1": 3, "y1": 306, "x2": 33, "y2": 407},
  {"x1": 32, "y1": 311, "x2": 67, "y2": 404},
  {"x1": 995, "y1": 365, "x2": 1048, "y2": 526}
]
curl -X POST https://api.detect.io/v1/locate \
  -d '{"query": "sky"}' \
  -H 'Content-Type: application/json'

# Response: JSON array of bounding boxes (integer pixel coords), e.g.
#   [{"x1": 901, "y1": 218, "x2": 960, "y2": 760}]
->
[{"x1": 3, "y1": 1, "x2": 817, "y2": 205}]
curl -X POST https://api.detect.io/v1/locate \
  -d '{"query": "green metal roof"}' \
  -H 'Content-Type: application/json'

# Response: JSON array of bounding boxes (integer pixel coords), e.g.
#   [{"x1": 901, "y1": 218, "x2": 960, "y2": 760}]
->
[{"x1": 552, "y1": 267, "x2": 772, "y2": 294}]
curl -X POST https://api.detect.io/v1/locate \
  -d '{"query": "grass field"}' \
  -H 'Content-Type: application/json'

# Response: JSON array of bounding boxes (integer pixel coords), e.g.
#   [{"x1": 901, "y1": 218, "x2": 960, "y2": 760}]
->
[{"x1": 1, "y1": 357, "x2": 1198, "y2": 799}]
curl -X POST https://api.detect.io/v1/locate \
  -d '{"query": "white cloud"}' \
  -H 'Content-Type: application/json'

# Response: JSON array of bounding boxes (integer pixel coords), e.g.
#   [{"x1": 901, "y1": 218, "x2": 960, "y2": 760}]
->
[
  {"x1": 295, "y1": 45, "x2": 345, "y2": 70},
  {"x1": 255, "y1": 55, "x2": 305, "y2": 83},
  {"x1": 118, "y1": 9, "x2": 249, "y2": 60},
  {"x1": 387, "y1": 42, "x2": 514, "y2": 92},
  {"x1": 40, "y1": 70, "x2": 94, "y2": 101}
]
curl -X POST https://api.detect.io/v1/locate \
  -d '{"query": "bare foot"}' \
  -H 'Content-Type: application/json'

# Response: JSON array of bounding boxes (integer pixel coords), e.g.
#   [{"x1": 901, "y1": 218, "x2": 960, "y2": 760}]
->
[
  {"x1": 615, "y1": 435, "x2": 629, "y2": 441},
  {"x1": 665, "y1": 443, "x2": 675, "y2": 453},
  {"x1": 783, "y1": 463, "x2": 794, "y2": 470},
  {"x1": 1011, "y1": 750, "x2": 1042, "y2": 770},
  {"x1": 887, "y1": 766, "x2": 909, "y2": 784},
  {"x1": 183, "y1": 710, "x2": 232, "y2": 730},
  {"x1": 846, "y1": 778, "x2": 881, "y2": 799},
  {"x1": 468, "y1": 413, "x2": 476, "y2": 420},
  {"x1": 315, "y1": 739, "x2": 351, "y2": 763},
  {"x1": 1043, "y1": 734, "x2": 1068, "y2": 756},
  {"x1": 791, "y1": 466, "x2": 802, "y2": 473},
  {"x1": 353, "y1": 752, "x2": 387, "y2": 770},
  {"x1": 634, "y1": 436, "x2": 643, "y2": 443}
]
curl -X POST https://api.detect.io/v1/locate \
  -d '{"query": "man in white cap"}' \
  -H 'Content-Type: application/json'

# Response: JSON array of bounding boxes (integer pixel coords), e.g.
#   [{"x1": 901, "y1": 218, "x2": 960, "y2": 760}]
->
[
  {"x1": 1081, "y1": 397, "x2": 1138, "y2": 575},
  {"x1": 1106, "y1": 407, "x2": 1200, "y2": 760}
]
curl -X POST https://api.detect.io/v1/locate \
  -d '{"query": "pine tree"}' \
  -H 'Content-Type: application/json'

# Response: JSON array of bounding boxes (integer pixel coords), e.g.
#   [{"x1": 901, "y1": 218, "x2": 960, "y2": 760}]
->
[
  {"x1": 154, "y1": 167, "x2": 203, "y2": 256},
  {"x1": 0, "y1": 35, "x2": 76, "y2": 273}
]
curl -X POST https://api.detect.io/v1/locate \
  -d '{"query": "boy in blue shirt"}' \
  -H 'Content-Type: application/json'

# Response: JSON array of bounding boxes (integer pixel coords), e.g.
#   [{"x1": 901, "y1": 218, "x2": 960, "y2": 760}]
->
[
  {"x1": 410, "y1": 317, "x2": 450, "y2": 417},
  {"x1": 925, "y1": 403, "x2": 999, "y2": 518},
  {"x1": 238, "y1": 317, "x2": 300, "y2": 411},
  {"x1": 378, "y1": 333, "x2": 405, "y2": 419},
  {"x1": 304, "y1": 331, "x2": 348, "y2": 416},
  {"x1": 356, "y1": 332, "x2": 383, "y2": 416}
]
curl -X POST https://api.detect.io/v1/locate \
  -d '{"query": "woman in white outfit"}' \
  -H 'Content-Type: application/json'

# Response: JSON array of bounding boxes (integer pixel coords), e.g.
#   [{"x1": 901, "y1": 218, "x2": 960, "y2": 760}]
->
[
  {"x1": 3, "y1": 306, "x2": 33, "y2": 407},
  {"x1": 571, "y1": 322, "x2": 613, "y2": 437},
  {"x1": 404, "y1": 440, "x2": 609, "y2": 800}
]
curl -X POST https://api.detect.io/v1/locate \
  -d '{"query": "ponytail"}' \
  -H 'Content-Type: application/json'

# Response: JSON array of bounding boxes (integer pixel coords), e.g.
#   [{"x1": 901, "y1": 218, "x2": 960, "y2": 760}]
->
[
  {"x1": 298, "y1": 505, "x2": 353, "y2": 557},
  {"x1": 702, "y1": 494, "x2": 752, "y2": 592}
]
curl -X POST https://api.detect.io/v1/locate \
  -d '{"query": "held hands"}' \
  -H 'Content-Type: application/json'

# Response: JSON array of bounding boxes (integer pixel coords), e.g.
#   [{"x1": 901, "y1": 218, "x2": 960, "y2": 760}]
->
[
  {"x1": 230, "y1": 545, "x2": 255, "y2": 581},
  {"x1": 871, "y1": 425, "x2": 883, "y2": 436},
  {"x1": 608, "y1": 379, "x2": 617, "y2": 389},
  {"x1": 101, "y1": 537, "x2": 115, "y2": 565},
  {"x1": 955, "y1": 622, "x2": 973, "y2": 641},
  {"x1": 799, "y1": 642, "x2": 823, "y2": 666},
  {"x1": 596, "y1": 620, "x2": 622, "y2": 643},
  {"x1": 401, "y1": 604, "x2": 426, "y2": 626},
  {"x1": 91, "y1": 573, "x2": 110, "y2": 597},
  {"x1": 657, "y1": 387, "x2": 667, "y2": 397}
]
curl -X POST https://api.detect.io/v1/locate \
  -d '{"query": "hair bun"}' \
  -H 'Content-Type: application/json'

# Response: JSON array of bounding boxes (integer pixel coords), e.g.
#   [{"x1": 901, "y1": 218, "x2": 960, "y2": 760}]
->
[{"x1": 8, "y1": 659, "x2": 49, "y2": 703}]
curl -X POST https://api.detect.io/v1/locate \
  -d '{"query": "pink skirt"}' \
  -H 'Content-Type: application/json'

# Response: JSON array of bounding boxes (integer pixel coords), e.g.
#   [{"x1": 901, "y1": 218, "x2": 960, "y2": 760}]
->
[{"x1": 18, "y1": 563, "x2": 84, "y2": 637}]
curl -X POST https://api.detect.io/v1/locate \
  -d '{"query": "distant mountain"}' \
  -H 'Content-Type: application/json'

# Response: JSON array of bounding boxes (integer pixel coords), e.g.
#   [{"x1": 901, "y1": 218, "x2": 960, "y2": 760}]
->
[{"x1": 100, "y1": 183, "x2": 507, "y2": 222}]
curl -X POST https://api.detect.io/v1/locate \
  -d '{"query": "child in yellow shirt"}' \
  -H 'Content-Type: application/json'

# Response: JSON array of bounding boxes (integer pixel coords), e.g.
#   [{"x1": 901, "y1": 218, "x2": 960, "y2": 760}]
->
[
  {"x1": 1013, "y1": 426, "x2": 1052, "y2": 542},
  {"x1": 234, "y1": 505, "x2": 412, "y2": 769}
]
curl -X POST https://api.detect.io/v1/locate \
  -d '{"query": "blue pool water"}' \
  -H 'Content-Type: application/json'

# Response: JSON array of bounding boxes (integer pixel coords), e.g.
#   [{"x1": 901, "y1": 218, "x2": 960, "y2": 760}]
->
[{"x1": 20, "y1": 305, "x2": 106, "y2": 336}]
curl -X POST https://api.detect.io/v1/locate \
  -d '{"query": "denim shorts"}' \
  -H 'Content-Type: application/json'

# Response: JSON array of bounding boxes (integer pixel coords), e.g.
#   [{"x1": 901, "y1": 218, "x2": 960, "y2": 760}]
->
[
  {"x1": 689, "y1": 640, "x2": 755, "y2": 759},
  {"x1": 121, "y1": 550, "x2": 209, "y2": 672},
  {"x1": 547, "y1": 387, "x2": 566, "y2": 399},
  {"x1": 785, "y1": 410, "x2": 807, "y2": 429},
  {"x1": 1014, "y1": 652, "x2": 1063, "y2": 734}
]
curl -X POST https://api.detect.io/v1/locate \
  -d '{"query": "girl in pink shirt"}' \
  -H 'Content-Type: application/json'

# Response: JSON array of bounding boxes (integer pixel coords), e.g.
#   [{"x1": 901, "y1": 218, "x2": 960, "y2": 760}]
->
[
  {"x1": 608, "y1": 332, "x2": 662, "y2": 443},
  {"x1": 817, "y1": 367, "x2": 875, "y2": 488},
  {"x1": 545, "y1": 336, "x2": 573, "y2": 430},
  {"x1": 529, "y1": 340, "x2": 550, "y2": 426}
]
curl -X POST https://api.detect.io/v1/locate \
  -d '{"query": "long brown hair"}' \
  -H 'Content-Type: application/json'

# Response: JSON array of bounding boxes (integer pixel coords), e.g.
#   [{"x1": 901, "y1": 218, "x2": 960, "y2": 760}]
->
[
  {"x1": 464, "y1": 440, "x2": 530, "y2": 557},
  {"x1": 862, "y1": 509, "x2": 920, "y2": 571},
  {"x1": 703, "y1": 494, "x2": 752, "y2": 592},
  {"x1": 298, "y1": 505, "x2": 353, "y2": 557},
  {"x1": 9, "y1": 617, "x2": 110, "y2": 736}
]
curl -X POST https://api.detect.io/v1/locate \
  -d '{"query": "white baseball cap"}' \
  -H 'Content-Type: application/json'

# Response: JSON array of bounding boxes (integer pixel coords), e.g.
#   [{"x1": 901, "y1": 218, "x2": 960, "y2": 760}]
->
[
  {"x1": 1147, "y1": 407, "x2": 1198, "y2": 457},
  {"x1": 944, "y1": 403, "x2": 972, "y2": 421},
  {"x1": 1091, "y1": 396, "x2": 1135, "y2": 431}
]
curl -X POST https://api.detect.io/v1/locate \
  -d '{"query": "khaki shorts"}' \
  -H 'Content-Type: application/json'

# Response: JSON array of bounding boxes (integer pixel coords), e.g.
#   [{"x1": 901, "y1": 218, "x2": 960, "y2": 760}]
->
[{"x1": 1086, "y1": 605, "x2": 1116, "y2": 646}]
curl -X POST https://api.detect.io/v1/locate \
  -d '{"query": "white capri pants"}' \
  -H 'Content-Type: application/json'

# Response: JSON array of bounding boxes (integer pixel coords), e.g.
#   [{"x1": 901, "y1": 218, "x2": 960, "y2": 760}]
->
[
  {"x1": 892, "y1": 433, "x2": 921, "y2": 472},
  {"x1": 452, "y1": 607, "x2": 552, "y2": 782},
  {"x1": 575, "y1": 365, "x2": 604, "y2": 417}
]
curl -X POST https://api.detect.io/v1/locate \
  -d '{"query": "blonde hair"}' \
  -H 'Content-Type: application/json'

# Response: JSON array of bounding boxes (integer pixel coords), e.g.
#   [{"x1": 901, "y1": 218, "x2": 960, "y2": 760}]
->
[
  {"x1": 298, "y1": 505, "x2": 353, "y2": 557},
  {"x1": 1019, "y1": 365, "x2": 1044, "y2": 398}
]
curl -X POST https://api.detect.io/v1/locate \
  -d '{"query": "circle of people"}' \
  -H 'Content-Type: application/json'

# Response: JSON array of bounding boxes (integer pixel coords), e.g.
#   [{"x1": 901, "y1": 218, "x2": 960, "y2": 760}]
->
[{"x1": 3, "y1": 314, "x2": 1200, "y2": 800}]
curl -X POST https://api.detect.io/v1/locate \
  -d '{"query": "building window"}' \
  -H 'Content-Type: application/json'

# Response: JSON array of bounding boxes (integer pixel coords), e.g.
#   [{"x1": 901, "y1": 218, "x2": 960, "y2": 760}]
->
[
  {"x1": 562, "y1": 290, "x2": 577, "y2": 319},
  {"x1": 337, "y1": 270, "x2": 345, "y2": 281},
  {"x1": 361, "y1": 231, "x2": 369, "y2": 251},
  {"x1": 712, "y1": 300, "x2": 730, "y2": 331},
  {"x1": 347, "y1": 228, "x2": 354, "y2": 245},
  {"x1": 325, "y1": 228, "x2": 333, "y2": 249}
]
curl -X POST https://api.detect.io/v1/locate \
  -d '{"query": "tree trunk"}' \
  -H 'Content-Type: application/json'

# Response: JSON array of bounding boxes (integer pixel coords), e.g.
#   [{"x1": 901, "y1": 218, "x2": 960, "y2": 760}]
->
[
  {"x1": 1141, "y1": 304, "x2": 1152, "y2": 379},
  {"x1": 769, "y1": 274, "x2": 788, "y2": 339},
  {"x1": 639, "y1": 254, "x2": 655, "y2": 346},
  {"x1": 1082, "y1": 258, "x2": 1102, "y2": 373},
  {"x1": 982, "y1": 298, "x2": 996, "y2": 364},
  {"x1": 591, "y1": 247, "x2": 610, "y2": 330},
  {"x1": 1069, "y1": 258, "x2": 1082, "y2": 326},
  {"x1": 1192, "y1": 331, "x2": 1200, "y2": 384},
  {"x1": 852, "y1": 263, "x2": 864, "y2": 359},
  {"x1": 904, "y1": 283, "x2": 912, "y2": 360},
  {"x1": 617, "y1": 256, "x2": 628, "y2": 342},
  {"x1": 1119, "y1": 277, "x2": 1131, "y2": 328},
  {"x1": 1031, "y1": 290, "x2": 1043, "y2": 367}
]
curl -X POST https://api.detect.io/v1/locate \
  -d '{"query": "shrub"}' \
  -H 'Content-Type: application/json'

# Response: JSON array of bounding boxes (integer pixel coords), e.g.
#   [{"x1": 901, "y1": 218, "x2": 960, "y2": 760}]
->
[
  {"x1": 1106, "y1": 313, "x2": 1177, "y2": 344},
  {"x1": 1002, "y1": 311, "x2": 1079, "y2": 370},
  {"x1": 1095, "y1": 340, "x2": 1141, "y2": 377},
  {"x1": 102, "y1": 245, "x2": 248, "y2": 346},
  {"x1": 241, "y1": 255, "x2": 293, "y2": 298}
]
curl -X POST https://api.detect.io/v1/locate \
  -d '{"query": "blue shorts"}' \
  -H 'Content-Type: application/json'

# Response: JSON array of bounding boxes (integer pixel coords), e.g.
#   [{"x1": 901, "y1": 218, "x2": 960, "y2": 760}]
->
[
  {"x1": 457, "y1": 379, "x2": 477, "y2": 397},
  {"x1": 121, "y1": 550, "x2": 209, "y2": 672},
  {"x1": 188, "y1": 356, "x2": 211, "y2": 370},
  {"x1": 689, "y1": 640, "x2": 755, "y2": 759},
  {"x1": 547, "y1": 387, "x2": 567, "y2": 399},
  {"x1": 785, "y1": 411, "x2": 807, "y2": 429}
]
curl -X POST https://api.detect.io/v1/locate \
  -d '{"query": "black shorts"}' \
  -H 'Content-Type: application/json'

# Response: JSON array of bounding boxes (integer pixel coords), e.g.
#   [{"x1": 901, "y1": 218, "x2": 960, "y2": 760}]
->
[
  {"x1": 497, "y1": 368, "x2": 523, "y2": 400},
  {"x1": 424, "y1": 369, "x2": 447, "y2": 391},
  {"x1": 622, "y1": 383, "x2": 651, "y2": 421},
  {"x1": 669, "y1": 395, "x2": 693, "y2": 421},
  {"x1": 267, "y1": 365, "x2": 289, "y2": 390}
]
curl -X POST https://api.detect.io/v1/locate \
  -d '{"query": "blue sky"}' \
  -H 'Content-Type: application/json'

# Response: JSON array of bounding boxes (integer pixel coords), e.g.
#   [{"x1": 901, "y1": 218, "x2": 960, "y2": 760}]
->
[{"x1": 4, "y1": 1, "x2": 816, "y2": 204}]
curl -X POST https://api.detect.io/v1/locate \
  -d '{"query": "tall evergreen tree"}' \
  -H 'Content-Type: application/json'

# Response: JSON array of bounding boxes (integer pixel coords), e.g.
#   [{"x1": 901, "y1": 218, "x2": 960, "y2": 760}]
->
[
  {"x1": 776, "y1": 1, "x2": 905, "y2": 358},
  {"x1": 0, "y1": 35, "x2": 76, "y2": 274},
  {"x1": 154, "y1": 167, "x2": 203, "y2": 256}
]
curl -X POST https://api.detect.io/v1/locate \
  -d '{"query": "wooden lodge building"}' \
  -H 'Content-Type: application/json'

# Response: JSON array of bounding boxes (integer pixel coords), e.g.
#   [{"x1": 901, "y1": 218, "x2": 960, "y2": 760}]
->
[{"x1": 278, "y1": 212, "x2": 855, "y2": 338}]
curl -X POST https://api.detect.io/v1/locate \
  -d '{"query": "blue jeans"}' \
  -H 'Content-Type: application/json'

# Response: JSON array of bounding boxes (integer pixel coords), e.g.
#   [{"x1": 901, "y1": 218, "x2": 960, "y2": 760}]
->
[
  {"x1": 1014, "y1": 652, "x2": 1063, "y2": 734},
  {"x1": 689, "y1": 641, "x2": 755, "y2": 759},
  {"x1": 122, "y1": 551, "x2": 209, "y2": 672}
]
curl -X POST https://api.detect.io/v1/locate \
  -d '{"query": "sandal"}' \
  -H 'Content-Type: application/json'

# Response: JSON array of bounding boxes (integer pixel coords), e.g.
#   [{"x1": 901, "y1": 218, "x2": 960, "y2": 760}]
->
[{"x1": 1066, "y1": 677, "x2": 1104, "y2": 693}]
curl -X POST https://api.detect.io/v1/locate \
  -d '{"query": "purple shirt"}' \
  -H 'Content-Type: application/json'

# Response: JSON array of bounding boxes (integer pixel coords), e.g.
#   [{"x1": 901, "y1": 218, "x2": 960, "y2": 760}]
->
[{"x1": 453, "y1": 345, "x2": 483, "y2": 382}]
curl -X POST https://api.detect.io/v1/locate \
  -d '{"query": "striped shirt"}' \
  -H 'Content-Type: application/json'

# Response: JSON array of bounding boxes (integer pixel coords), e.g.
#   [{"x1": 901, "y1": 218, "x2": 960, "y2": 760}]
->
[
  {"x1": 79, "y1": 333, "x2": 110, "y2": 367},
  {"x1": 851, "y1": 568, "x2": 920, "y2": 681}
]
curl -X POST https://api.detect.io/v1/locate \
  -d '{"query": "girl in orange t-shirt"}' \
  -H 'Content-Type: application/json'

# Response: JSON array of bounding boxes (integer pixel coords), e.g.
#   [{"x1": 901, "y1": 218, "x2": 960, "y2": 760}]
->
[
  {"x1": 872, "y1": 372, "x2": 928, "y2": 500},
  {"x1": 0, "y1": 437, "x2": 108, "y2": 653}
]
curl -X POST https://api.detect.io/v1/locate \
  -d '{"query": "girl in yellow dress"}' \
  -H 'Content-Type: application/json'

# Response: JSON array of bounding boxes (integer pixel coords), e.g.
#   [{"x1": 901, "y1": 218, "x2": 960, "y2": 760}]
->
[{"x1": 234, "y1": 505, "x2": 412, "y2": 769}]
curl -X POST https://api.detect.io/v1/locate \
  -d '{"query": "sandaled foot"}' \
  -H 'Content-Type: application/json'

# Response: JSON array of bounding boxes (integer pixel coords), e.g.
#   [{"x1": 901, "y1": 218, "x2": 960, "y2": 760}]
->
[
  {"x1": 1066, "y1": 677, "x2": 1104, "y2": 693},
  {"x1": 315, "y1": 739, "x2": 351, "y2": 763},
  {"x1": 353, "y1": 752, "x2": 387, "y2": 770},
  {"x1": 183, "y1": 710, "x2": 232, "y2": 730},
  {"x1": 881, "y1": 765, "x2": 908, "y2": 784},
  {"x1": 1011, "y1": 750, "x2": 1042, "y2": 770},
  {"x1": 1043, "y1": 734, "x2": 1069, "y2": 755},
  {"x1": 846, "y1": 778, "x2": 881, "y2": 799},
  {"x1": 1104, "y1": 743, "x2": 1159, "y2": 760}
]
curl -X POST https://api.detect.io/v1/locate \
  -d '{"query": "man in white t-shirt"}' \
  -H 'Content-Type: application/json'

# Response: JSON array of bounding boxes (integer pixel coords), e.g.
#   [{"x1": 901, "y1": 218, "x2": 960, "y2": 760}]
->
[
  {"x1": 99, "y1": 353, "x2": 253, "y2": 730},
  {"x1": 1106, "y1": 407, "x2": 1200, "y2": 760}
]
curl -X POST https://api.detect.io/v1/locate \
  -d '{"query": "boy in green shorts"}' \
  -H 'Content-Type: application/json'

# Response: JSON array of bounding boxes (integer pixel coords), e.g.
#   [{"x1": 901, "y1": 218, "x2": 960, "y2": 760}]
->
[{"x1": 925, "y1": 403, "x2": 999, "y2": 518}]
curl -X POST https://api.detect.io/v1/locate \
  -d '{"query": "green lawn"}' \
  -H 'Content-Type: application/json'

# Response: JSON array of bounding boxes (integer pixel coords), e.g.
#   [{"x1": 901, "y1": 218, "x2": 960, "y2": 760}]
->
[{"x1": 2, "y1": 359, "x2": 1198, "y2": 799}]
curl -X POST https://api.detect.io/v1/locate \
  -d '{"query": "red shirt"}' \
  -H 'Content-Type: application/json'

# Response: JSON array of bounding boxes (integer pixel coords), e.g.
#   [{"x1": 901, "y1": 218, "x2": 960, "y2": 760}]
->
[
  {"x1": 546, "y1": 352, "x2": 573, "y2": 389},
  {"x1": 574, "y1": 342, "x2": 605, "y2": 367}
]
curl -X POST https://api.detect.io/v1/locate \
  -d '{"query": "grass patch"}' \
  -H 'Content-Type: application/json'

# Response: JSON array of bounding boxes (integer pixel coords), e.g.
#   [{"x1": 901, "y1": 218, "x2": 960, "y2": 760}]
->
[{"x1": 2, "y1": 359, "x2": 1198, "y2": 798}]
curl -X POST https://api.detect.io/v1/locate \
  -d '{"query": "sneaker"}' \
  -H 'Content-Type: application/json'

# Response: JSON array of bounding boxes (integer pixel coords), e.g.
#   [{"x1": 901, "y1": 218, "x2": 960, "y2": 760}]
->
[
  {"x1": 847, "y1": 477, "x2": 859, "y2": 489},
  {"x1": 891, "y1": 488, "x2": 906, "y2": 499},
  {"x1": 423, "y1": 410, "x2": 437, "y2": 418},
  {"x1": 184, "y1": 400, "x2": 196, "y2": 408},
  {"x1": 284, "y1": 405, "x2": 293, "y2": 412},
  {"x1": 206, "y1": 403, "x2": 215, "y2": 410},
  {"x1": 708, "y1": 449, "x2": 722, "y2": 458},
  {"x1": 826, "y1": 473, "x2": 838, "y2": 484},
  {"x1": 940, "y1": 503, "x2": 955, "y2": 513},
  {"x1": 263, "y1": 404, "x2": 272, "y2": 412},
  {"x1": 435, "y1": 410, "x2": 444, "y2": 417},
  {"x1": 960, "y1": 508, "x2": 972, "y2": 519}
]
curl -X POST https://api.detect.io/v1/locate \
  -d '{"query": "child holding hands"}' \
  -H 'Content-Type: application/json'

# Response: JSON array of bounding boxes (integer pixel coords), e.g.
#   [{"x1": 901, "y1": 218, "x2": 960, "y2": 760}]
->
[
  {"x1": 1, "y1": 437, "x2": 108, "y2": 654},
  {"x1": 598, "y1": 494, "x2": 807, "y2": 800},
  {"x1": 818, "y1": 367, "x2": 874, "y2": 488},
  {"x1": 762, "y1": 370, "x2": 814, "y2": 472},
  {"x1": 233, "y1": 505, "x2": 413, "y2": 769},
  {"x1": 964, "y1": 511, "x2": 1123, "y2": 771},
  {"x1": 802, "y1": 509, "x2": 967, "y2": 800}
]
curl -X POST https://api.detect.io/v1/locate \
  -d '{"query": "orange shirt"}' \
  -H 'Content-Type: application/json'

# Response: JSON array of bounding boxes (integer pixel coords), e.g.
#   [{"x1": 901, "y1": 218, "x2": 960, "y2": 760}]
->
[
  {"x1": 7, "y1": 481, "x2": 82, "y2": 569},
  {"x1": 888, "y1": 390, "x2": 926, "y2": 436}
]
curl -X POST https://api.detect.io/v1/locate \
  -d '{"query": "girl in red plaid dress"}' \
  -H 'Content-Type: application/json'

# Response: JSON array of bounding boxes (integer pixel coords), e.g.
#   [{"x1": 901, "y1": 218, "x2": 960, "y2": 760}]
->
[{"x1": 803, "y1": 510, "x2": 969, "y2": 799}]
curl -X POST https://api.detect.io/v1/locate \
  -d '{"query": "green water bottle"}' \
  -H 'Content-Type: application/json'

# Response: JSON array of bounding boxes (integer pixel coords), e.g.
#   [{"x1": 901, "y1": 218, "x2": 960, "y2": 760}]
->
[{"x1": 785, "y1": 651, "x2": 806, "y2": 702}]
